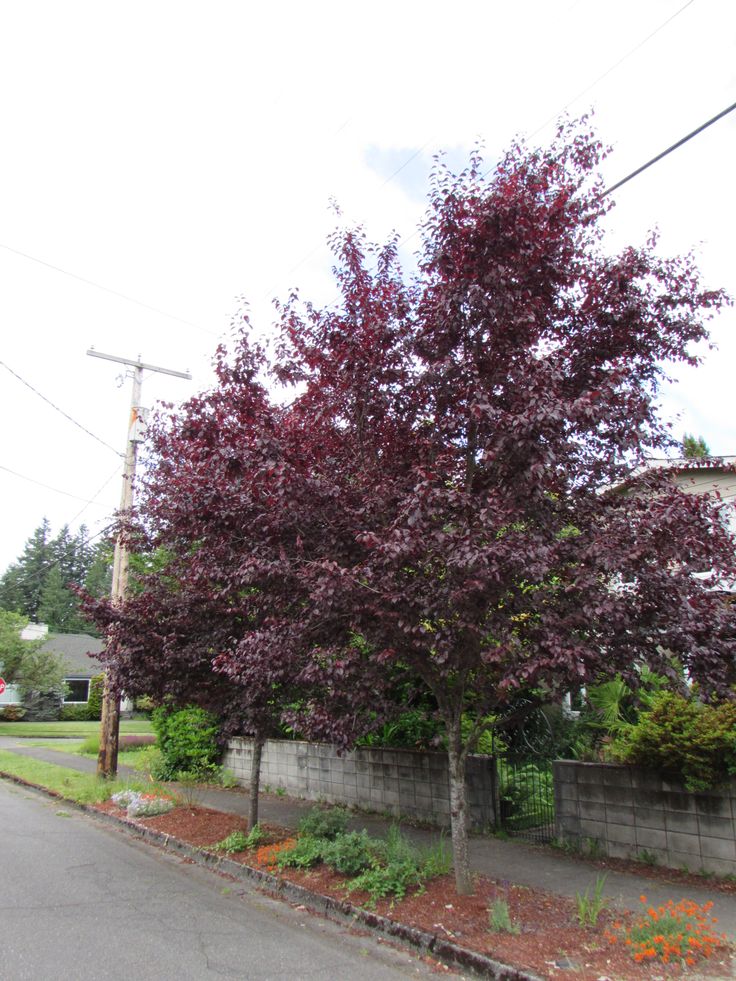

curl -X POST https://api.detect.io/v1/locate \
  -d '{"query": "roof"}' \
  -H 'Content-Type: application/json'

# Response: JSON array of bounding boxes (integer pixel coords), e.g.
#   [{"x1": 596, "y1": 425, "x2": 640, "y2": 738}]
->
[{"x1": 40, "y1": 633, "x2": 104, "y2": 677}]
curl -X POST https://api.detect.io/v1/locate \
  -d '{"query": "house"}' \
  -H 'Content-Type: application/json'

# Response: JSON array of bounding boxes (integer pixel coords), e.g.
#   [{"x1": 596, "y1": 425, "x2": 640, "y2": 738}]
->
[
  {"x1": 0, "y1": 624, "x2": 131, "y2": 718},
  {"x1": 644, "y1": 454, "x2": 736, "y2": 593},
  {"x1": 645, "y1": 454, "x2": 736, "y2": 510},
  {"x1": 38, "y1": 629, "x2": 105, "y2": 708}
]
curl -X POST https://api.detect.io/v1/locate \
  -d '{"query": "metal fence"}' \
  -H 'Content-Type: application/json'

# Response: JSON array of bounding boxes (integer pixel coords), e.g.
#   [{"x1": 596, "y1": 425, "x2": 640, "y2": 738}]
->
[{"x1": 492, "y1": 704, "x2": 558, "y2": 844}]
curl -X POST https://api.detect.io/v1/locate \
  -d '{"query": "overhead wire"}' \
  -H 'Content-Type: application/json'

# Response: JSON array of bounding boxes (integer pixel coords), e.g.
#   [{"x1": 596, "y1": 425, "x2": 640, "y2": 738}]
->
[
  {"x1": 265, "y1": 0, "x2": 702, "y2": 318},
  {"x1": 526, "y1": 0, "x2": 698, "y2": 142},
  {"x1": 0, "y1": 359, "x2": 122, "y2": 457},
  {"x1": 0, "y1": 242, "x2": 219, "y2": 338},
  {"x1": 64, "y1": 465, "x2": 124, "y2": 528},
  {"x1": 601, "y1": 99, "x2": 736, "y2": 197},
  {"x1": 0, "y1": 463, "x2": 117, "y2": 508}
]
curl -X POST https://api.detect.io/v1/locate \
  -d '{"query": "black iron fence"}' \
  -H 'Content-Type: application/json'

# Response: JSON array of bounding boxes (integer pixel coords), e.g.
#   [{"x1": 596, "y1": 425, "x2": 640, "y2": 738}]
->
[{"x1": 491, "y1": 703, "x2": 558, "y2": 844}]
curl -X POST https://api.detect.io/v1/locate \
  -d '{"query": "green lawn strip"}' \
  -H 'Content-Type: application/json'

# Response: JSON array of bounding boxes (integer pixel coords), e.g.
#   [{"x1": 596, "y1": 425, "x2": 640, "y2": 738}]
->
[
  {"x1": 21, "y1": 740, "x2": 141, "y2": 770},
  {"x1": 0, "y1": 750, "x2": 154, "y2": 804},
  {"x1": 0, "y1": 720, "x2": 153, "y2": 739},
  {"x1": 25, "y1": 740, "x2": 85, "y2": 751}
]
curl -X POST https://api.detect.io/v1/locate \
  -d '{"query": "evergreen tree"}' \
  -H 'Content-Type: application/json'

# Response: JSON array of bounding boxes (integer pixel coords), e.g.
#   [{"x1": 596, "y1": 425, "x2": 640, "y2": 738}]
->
[
  {"x1": 84, "y1": 543, "x2": 113, "y2": 601},
  {"x1": 0, "y1": 519, "x2": 112, "y2": 633},
  {"x1": 683, "y1": 433, "x2": 710, "y2": 458},
  {"x1": 0, "y1": 519, "x2": 52, "y2": 619},
  {"x1": 37, "y1": 565, "x2": 89, "y2": 633}
]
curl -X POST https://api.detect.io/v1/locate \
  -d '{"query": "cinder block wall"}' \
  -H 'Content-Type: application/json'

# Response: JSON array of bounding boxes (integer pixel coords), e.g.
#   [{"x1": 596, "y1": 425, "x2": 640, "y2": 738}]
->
[
  {"x1": 224, "y1": 738, "x2": 497, "y2": 830},
  {"x1": 554, "y1": 760, "x2": 736, "y2": 876}
]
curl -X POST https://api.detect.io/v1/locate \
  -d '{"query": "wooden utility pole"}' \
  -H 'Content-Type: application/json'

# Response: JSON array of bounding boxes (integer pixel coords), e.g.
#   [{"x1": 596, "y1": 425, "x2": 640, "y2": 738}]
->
[{"x1": 87, "y1": 349, "x2": 191, "y2": 778}]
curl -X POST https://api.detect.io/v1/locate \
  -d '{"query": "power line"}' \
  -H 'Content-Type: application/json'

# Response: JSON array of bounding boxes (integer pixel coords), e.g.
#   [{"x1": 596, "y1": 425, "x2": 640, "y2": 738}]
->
[
  {"x1": 0, "y1": 463, "x2": 115, "y2": 508},
  {"x1": 64, "y1": 465, "x2": 123, "y2": 528},
  {"x1": 319, "y1": 3, "x2": 703, "y2": 299},
  {"x1": 602, "y1": 99, "x2": 736, "y2": 197},
  {"x1": 527, "y1": 0, "x2": 697, "y2": 141},
  {"x1": 0, "y1": 243, "x2": 219, "y2": 338},
  {"x1": 0, "y1": 360, "x2": 122, "y2": 457}
]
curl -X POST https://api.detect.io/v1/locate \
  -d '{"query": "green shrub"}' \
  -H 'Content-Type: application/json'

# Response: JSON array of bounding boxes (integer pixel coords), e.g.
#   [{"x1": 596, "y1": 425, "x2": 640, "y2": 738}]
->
[
  {"x1": 347, "y1": 826, "x2": 447, "y2": 906},
  {"x1": 87, "y1": 675, "x2": 104, "y2": 721},
  {"x1": 321, "y1": 831, "x2": 375, "y2": 876},
  {"x1": 60, "y1": 704, "x2": 91, "y2": 722},
  {"x1": 348, "y1": 857, "x2": 423, "y2": 905},
  {"x1": 135, "y1": 695, "x2": 155, "y2": 714},
  {"x1": 297, "y1": 806, "x2": 349, "y2": 840},
  {"x1": 275, "y1": 836, "x2": 328, "y2": 869},
  {"x1": 610, "y1": 692, "x2": 736, "y2": 792},
  {"x1": 150, "y1": 705, "x2": 220, "y2": 779},
  {"x1": 0, "y1": 705, "x2": 26, "y2": 721},
  {"x1": 214, "y1": 824, "x2": 266, "y2": 853},
  {"x1": 218, "y1": 767, "x2": 238, "y2": 788},
  {"x1": 214, "y1": 830, "x2": 248, "y2": 854}
]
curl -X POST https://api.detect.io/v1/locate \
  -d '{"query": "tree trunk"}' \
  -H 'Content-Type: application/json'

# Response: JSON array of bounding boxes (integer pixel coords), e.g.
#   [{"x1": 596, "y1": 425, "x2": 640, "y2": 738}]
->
[
  {"x1": 446, "y1": 716, "x2": 473, "y2": 895},
  {"x1": 248, "y1": 733, "x2": 264, "y2": 829}
]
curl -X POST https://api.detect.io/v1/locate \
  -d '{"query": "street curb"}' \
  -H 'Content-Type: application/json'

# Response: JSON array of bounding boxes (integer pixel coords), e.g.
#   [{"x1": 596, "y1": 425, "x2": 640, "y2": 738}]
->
[{"x1": 0, "y1": 769, "x2": 542, "y2": 981}]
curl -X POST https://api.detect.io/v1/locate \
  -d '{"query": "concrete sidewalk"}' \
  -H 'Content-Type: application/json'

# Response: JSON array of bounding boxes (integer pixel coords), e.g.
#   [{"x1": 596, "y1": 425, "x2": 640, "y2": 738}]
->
[{"x1": 2, "y1": 734, "x2": 736, "y2": 938}]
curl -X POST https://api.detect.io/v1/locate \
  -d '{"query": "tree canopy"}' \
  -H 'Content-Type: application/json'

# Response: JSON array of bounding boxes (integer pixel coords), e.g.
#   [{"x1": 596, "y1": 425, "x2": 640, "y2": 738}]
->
[
  {"x1": 682, "y1": 433, "x2": 711, "y2": 458},
  {"x1": 0, "y1": 521, "x2": 111, "y2": 634},
  {"x1": 83, "y1": 120, "x2": 735, "y2": 893}
]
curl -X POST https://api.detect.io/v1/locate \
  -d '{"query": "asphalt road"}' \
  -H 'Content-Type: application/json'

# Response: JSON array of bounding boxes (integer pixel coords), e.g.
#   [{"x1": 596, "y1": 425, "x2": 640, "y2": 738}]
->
[{"x1": 0, "y1": 780, "x2": 448, "y2": 981}]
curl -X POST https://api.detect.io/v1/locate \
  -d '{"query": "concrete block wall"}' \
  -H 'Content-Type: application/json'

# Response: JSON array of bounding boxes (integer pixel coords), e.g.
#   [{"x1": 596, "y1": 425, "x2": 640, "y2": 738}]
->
[
  {"x1": 223, "y1": 738, "x2": 497, "y2": 830},
  {"x1": 554, "y1": 760, "x2": 736, "y2": 876}
]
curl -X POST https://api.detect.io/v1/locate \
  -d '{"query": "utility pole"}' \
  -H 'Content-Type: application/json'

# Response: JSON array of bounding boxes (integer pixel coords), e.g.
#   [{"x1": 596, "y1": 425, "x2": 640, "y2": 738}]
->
[{"x1": 87, "y1": 349, "x2": 191, "y2": 778}]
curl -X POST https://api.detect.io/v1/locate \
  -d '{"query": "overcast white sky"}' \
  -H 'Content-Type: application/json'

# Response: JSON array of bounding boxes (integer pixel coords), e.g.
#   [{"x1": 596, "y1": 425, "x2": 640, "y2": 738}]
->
[{"x1": 1, "y1": 0, "x2": 734, "y2": 574}]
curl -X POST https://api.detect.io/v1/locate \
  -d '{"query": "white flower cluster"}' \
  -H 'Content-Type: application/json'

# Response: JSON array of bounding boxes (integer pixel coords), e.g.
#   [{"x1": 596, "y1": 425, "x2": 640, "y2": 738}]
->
[{"x1": 110, "y1": 789, "x2": 174, "y2": 819}]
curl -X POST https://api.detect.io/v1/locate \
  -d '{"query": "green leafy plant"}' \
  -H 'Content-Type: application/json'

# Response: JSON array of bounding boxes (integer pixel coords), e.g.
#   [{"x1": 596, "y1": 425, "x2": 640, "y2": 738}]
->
[
  {"x1": 346, "y1": 826, "x2": 448, "y2": 907},
  {"x1": 297, "y1": 806, "x2": 349, "y2": 840},
  {"x1": 60, "y1": 704, "x2": 90, "y2": 722},
  {"x1": 610, "y1": 692, "x2": 736, "y2": 792},
  {"x1": 348, "y1": 857, "x2": 423, "y2": 906},
  {"x1": 637, "y1": 849, "x2": 659, "y2": 867},
  {"x1": 496, "y1": 760, "x2": 554, "y2": 831},
  {"x1": 575, "y1": 874, "x2": 608, "y2": 927},
  {"x1": 213, "y1": 824, "x2": 266, "y2": 853},
  {"x1": 150, "y1": 705, "x2": 220, "y2": 780},
  {"x1": 488, "y1": 898, "x2": 520, "y2": 934},
  {"x1": 214, "y1": 830, "x2": 249, "y2": 854},
  {"x1": 86, "y1": 674, "x2": 104, "y2": 721},
  {"x1": 218, "y1": 767, "x2": 238, "y2": 789},
  {"x1": 133, "y1": 745, "x2": 168, "y2": 781},
  {"x1": 275, "y1": 836, "x2": 328, "y2": 869},
  {"x1": 321, "y1": 830, "x2": 375, "y2": 876}
]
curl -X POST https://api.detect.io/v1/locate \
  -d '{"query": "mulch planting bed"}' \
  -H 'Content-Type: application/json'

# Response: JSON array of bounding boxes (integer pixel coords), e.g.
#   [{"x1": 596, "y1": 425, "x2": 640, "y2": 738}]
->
[{"x1": 93, "y1": 801, "x2": 734, "y2": 981}]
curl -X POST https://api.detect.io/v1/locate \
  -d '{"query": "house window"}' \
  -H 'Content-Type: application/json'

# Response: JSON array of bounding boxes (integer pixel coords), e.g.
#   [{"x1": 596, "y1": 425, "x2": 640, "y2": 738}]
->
[{"x1": 64, "y1": 678, "x2": 90, "y2": 703}]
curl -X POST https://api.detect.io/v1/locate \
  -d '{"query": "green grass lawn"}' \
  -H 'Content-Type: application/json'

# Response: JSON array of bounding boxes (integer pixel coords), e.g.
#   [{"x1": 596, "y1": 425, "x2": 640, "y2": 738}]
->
[
  {"x1": 0, "y1": 750, "x2": 153, "y2": 804},
  {"x1": 0, "y1": 720, "x2": 153, "y2": 739},
  {"x1": 23, "y1": 739, "x2": 145, "y2": 770}
]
